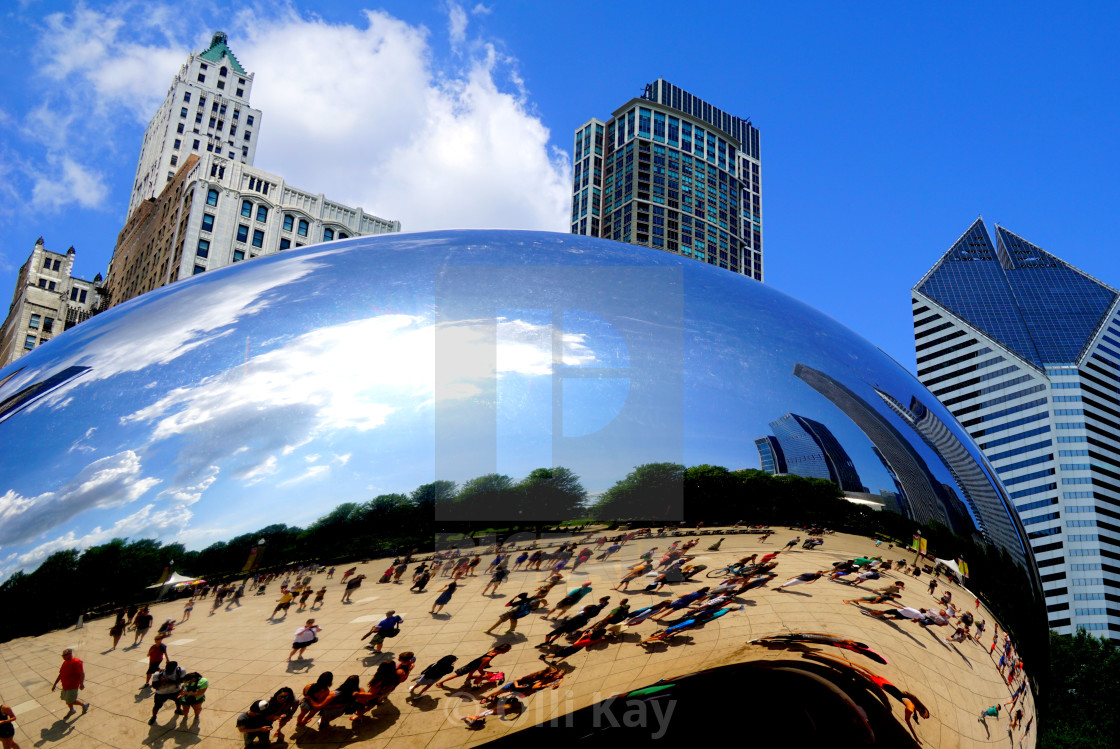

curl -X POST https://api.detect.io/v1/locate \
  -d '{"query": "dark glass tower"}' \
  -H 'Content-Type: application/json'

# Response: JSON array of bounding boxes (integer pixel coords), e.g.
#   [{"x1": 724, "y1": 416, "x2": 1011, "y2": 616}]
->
[
  {"x1": 764, "y1": 413, "x2": 864, "y2": 493},
  {"x1": 571, "y1": 79, "x2": 762, "y2": 279}
]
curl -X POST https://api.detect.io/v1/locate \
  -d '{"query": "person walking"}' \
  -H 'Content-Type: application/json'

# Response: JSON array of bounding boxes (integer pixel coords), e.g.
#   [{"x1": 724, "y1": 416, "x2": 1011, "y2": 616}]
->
[
  {"x1": 436, "y1": 644, "x2": 512, "y2": 689},
  {"x1": 513, "y1": 552, "x2": 529, "y2": 571},
  {"x1": 148, "y1": 660, "x2": 186, "y2": 725},
  {"x1": 341, "y1": 574, "x2": 366, "y2": 604},
  {"x1": 614, "y1": 563, "x2": 652, "y2": 591},
  {"x1": 483, "y1": 595, "x2": 535, "y2": 634},
  {"x1": 407, "y1": 655, "x2": 458, "y2": 699},
  {"x1": 142, "y1": 635, "x2": 170, "y2": 687},
  {"x1": 289, "y1": 619, "x2": 323, "y2": 662},
  {"x1": 296, "y1": 587, "x2": 313, "y2": 613},
  {"x1": 393, "y1": 563, "x2": 409, "y2": 584},
  {"x1": 430, "y1": 581, "x2": 458, "y2": 615},
  {"x1": 270, "y1": 590, "x2": 295, "y2": 619},
  {"x1": 51, "y1": 649, "x2": 89, "y2": 717},
  {"x1": 0, "y1": 701, "x2": 19, "y2": 749},
  {"x1": 540, "y1": 603, "x2": 605, "y2": 646},
  {"x1": 175, "y1": 672, "x2": 208, "y2": 720},
  {"x1": 108, "y1": 613, "x2": 127, "y2": 651},
  {"x1": 361, "y1": 611, "x2": 403, "y2": 653},
  {"x1": 180, "y1": 600, "x2": 194, "y2": 623},
  {"x1": 410, "y1": 569, "x2": 432, "y2": 592},
  {"x1": 482, "y1": 566, "x2": 509, "y2": 596},
  {"x1": 784, "y1": 537, "x2": 801, "y2": 551},
  {"x1": 132, "y1": 607, "x2": 153, "y2": 645},
  {"x1": 311, "y1": 587, "x2": 327, "y2": 610}
]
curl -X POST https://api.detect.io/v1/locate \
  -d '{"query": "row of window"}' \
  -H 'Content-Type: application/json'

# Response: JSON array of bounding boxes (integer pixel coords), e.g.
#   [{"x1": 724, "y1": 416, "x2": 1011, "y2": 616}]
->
[
  {"x1": 23, "y1": 334, "x2": 48, "y2": 350},
  {"x1": 41, "y1": 257, "x2": 62, "y2": 272},
  {"x1": 204, "y1": 191, "x2": 350, "y2": 242}
]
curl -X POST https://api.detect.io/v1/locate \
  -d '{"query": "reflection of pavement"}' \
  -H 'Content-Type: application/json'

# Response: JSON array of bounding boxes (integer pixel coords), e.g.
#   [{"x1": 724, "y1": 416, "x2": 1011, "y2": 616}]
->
[{"x1": 0, "y1": 529, "x2": 1033, "y2": 747}]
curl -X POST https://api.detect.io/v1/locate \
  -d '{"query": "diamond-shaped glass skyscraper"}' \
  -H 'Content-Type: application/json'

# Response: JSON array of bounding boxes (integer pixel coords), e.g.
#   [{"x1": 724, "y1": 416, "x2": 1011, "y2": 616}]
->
[{"x1": 913, "y1": 219, "x2": 1120, "y2": 637}]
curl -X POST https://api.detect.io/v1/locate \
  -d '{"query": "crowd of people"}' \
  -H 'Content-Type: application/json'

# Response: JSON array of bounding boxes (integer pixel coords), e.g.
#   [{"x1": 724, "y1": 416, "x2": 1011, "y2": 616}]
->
[{"x1": 3, "y1": 525, "x2": 1033, "y2": 746}]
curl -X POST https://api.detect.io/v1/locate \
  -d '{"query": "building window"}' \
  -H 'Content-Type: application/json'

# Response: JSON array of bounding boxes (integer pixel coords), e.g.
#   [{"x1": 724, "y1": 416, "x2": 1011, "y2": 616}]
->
[
  {"x1": 323, "y1": 228, "x2": 334, "y2": 241},
  {"x1": 230, "y1": 125, "x2": 237, "y2": 136},
  {"x1": 24, "y1": 335, "x2": 36, "y2": 350},
  {"x1": 256, "y1": 205, "x2": 268, "y2": 223},
  {"x1": 279, "y1": 238, "x2": 291, "y2": 250},
  {"x1": 169, "y1": 155, "x2": 178, "y2": 166},
  {"x1": 197, "y1": 239, "x2": 210, "y2": 258},
  {"x1": 183, "y1": 92, "x2": 191, "y2": 102},
  {"x1": 283, "y1": 214, "x2": 294, "y2": 231},
  {"x1": 206, "y1": 143, "x2": 213, "y2": 152},
  {"x1": 233, "y1": 249, "x2": 245, "y2": 262},
  {"x1": 236, "y1": 224, "x2": 249, "y2": 243},
  {"x1": 252, "y1": 229, "x2": 264, "y2": 248},
  {"x1": 192, "y1": 139, "x2": 200, "y2": 150},
  {"x1": 233, "y1": 109, "x2": 240, "y2": 120},
  {"x1": 297, "y1": 219, "x2": 309, "y2": 237},
  {"x1": 206, "y1": 188, "x2": 219, "y2": 206},
  {"x1": 180, "y1": 107, "x2": 188, "y2": 117},
  {"x1": 193, "y1": 265, "x2": 205, "y2": 275},
  {"x1": 236, "y1": 88, "x2": 244, "y2": 97},
  {"x1": 197, "y1": 73, "x2": 205, "y2": 83},
  {"x1": 201, "y1": 213, "x2": 214, "y2": 232},
  {"x1": 338, "y1": 232, "x2": 349, "y2": 239},
  {"x1": 177, "y1": 123, "x2": 184, "y2": 134},
  {"x1": 241, "y1": 199, "x2": 253, "y2": 217},
  {"x1": 173, "y1": 139, "x2": 181, "y2": 149},
  {"x1": 28, "y1": 314, "x2": 40, "y2": 329},
  {"x1": 48, "y1": 281, "x2": 56, "y2": 291},
  {"x1": 243, "y1": 131, "x2": 251, "y2": 141},
  {"x1": 42, "y1": 317, "x2": 54, "y2": 333},
  {"x1": 217, "y1": 80, "x2": 225, "y2": 90},
  {"x1": 242, "y1": 146, "x2": 248, "y2": 157},
  {"x1": 247, "y1": 115, "x2": 255, "y2": 126},
  {"x1": 79, "y1": 289, "x2": 87, "y2": 303}
]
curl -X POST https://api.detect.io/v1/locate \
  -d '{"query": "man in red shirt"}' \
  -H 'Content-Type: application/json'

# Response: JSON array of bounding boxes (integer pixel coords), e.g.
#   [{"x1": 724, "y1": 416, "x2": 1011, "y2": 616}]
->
[{"x1": 51, "y1": 649, "x2": 89, "y2": 716}]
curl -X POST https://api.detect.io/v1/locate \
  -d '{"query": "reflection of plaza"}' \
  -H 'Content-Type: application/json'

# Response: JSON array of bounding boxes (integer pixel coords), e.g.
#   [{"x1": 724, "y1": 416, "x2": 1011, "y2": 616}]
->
[{"x1": 0, "y1": 528, "x2": 1033, "y2": 747}]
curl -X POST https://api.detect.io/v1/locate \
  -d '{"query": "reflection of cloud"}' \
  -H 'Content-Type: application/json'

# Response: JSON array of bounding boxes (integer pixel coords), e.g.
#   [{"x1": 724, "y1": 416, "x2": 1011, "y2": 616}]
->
[
  {"x1": 120, "y1": 313, "x2": 589, "y2": 490},
  {"x1": 0, "y1": 501, "x2": 193, "y2": 582},
  {"x1": 279, "y1": 464, "x2": 331, "y2": 487},
  {"x1": 0, "y1": 249, "x2": 339, "y2": 412},
  {"x1": 0, "y1": 451, "x2": 161, "y2": 546},
  {"x1": 67, "y1": 426, "x2": 98, "y2": 454}
]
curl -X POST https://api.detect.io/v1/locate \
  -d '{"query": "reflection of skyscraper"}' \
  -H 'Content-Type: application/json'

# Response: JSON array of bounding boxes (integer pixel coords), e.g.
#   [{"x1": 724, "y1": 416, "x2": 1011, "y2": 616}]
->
[
  {"x1": 754, "y1": 436, "x2": 787, "y2": 475},
  {"x1": 913, "y1": 218, "x2": 1120, "y2": 636},
  {"x1": 793, "y1": 363, "x2": 950, "y2": 530},
  {"x1": 874, "y1": 388, "x2": 1027, "y2": 563},
  {"x1": 765, "y1": 413, "x2": 864, "y2": 492}
]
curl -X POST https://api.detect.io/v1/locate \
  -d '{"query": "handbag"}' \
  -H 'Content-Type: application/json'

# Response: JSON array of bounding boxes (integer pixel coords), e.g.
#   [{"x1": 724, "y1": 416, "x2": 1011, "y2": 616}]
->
[{"x1": 383, "y1": 626, "x2": 400, "y2": 638}]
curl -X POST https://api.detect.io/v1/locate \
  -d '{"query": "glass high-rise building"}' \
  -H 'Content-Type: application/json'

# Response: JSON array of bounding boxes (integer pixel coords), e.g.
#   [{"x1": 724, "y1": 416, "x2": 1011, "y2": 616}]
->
[
  {"x1": 763, "y1": 413, "x2": 865, "y2": 493},
  {"x1": 571, "y1": 79, "x2": 762, "y2": 279},
  {"x1": 913, "y1": 218, "x2": 1120, "y2": 637}
]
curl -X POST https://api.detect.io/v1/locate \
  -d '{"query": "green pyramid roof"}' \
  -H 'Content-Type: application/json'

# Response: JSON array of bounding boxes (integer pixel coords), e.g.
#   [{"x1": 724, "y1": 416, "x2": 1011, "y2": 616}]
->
[{"x1": 198, "y1": 31, "x2": 246, "y2": 75}]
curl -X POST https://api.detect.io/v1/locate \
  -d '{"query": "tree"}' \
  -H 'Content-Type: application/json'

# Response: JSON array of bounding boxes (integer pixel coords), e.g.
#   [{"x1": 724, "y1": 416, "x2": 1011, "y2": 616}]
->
[
  {"x1": 516, "y1": 467, "x2": 587, "y2": 520},
  {"x1": 449, "y1": 473, "x2": 517, "y2": 521},
  {"x1": 591, "y1": 463, "x2": 685, "y2": 520},
  {"x1": 1040, "y1": 628, "x2": 1120, "y2": 748}
]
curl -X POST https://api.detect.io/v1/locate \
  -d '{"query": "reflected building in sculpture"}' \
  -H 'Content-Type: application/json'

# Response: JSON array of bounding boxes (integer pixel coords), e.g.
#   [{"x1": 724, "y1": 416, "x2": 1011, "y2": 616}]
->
[
  {"x1": 913, "y1": 219, "x2": 1120, "y2": 637},
  {"x1": 757, "y1": 413, "x2": 864, "y2": 492}
]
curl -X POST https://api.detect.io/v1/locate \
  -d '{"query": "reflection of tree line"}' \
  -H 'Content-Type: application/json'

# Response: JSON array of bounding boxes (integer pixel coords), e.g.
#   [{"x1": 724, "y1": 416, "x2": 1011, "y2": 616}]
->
[{"x1": 0, "y1": 463, "x2": 1042, "y2": 669}]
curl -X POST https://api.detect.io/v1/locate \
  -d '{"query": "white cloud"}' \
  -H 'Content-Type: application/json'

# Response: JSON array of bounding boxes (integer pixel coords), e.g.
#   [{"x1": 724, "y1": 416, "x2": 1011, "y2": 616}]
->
[
  {"x1": 239, "y1": 9, "x2": 570, "y2": 232},
  {"x1": 471, "y1": 4, "x2": 493, "y2": 16},
  {"x1": 447, "y1": 2, "x2": 469, "y2": 49},
  {"x1": 30, "y1": 156, "x2": 108, "y2": 210}
]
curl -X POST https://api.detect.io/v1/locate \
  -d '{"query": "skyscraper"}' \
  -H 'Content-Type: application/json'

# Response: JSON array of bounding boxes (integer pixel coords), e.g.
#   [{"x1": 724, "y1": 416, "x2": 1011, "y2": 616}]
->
[
  {"x1": 913, "y1": 219, "x2": 1120, "y2": 637},
  {"x1": 762, "y1": 413, "x2": 865, "y2": 492},
  {"x1": 128, "y1": 32, "x2": 262, "y2": 221},
  {"x1": 107, "y1": 33, "x2": 400, "y2": 308},
  {"x1": 571, "y1": 79, "x2": 762, "y2": 279}
]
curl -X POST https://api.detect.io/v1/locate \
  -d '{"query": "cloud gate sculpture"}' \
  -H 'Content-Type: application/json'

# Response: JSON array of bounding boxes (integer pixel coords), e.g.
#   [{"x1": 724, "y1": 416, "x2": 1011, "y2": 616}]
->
[{"x1": 0, "y1": 231, "x2": 1042, "y2": 746}]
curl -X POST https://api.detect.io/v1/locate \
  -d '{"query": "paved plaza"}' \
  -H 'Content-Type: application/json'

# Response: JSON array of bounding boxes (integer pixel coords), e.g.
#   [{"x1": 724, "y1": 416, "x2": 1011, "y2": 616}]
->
[{"x1": 0, "y1": 528, "x2": 1034, "y2": 747}]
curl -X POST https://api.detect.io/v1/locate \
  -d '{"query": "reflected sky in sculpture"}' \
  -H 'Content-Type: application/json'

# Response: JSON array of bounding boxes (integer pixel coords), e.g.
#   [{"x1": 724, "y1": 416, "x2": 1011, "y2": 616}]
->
[{"x1": 0, "y1": 231, "x2": 1029, "y2": 576}]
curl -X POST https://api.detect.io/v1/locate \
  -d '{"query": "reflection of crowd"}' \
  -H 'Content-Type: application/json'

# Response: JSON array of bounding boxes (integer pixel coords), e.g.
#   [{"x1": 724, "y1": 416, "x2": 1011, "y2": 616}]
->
[{"x1": 8, "y1": 527, "x2": 1031, "y2": 744}]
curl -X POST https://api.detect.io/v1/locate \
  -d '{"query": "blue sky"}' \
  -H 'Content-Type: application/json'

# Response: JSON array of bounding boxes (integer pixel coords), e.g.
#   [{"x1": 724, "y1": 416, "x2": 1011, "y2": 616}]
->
[{"x1": 2, "y1": 1, "x2": 1118, "y2": 370}]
